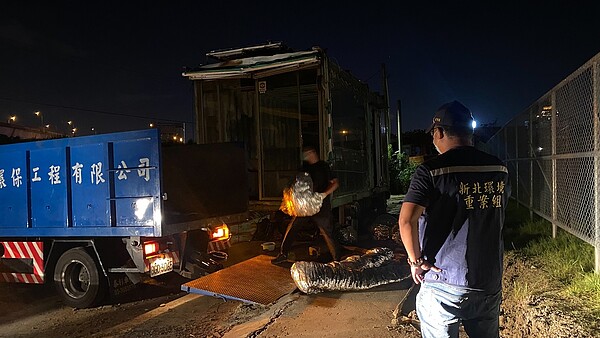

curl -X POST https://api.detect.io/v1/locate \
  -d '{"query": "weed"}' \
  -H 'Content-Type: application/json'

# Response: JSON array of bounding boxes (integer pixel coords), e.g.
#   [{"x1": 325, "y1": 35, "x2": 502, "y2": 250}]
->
[
  {"x1": 511, "y1": 280, "x2": 530, "y2": 301},
  {"x1": 503, "y1": 199, "x2": 600, "y2": 319},
  {"x1": 568, "y1": 274, "x2": 600, "y2": 316}
]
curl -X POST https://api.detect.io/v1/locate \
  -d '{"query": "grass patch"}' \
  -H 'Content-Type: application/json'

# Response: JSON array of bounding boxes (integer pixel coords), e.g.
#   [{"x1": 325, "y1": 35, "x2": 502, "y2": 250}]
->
[
  {"x1": 503, "y1": 199, "x2": 600, "y2": 316},
  {"x1": 510, "y1": 279, "x2": 532, "y2": 300},
  {"x1": 509, "y1": 277, "x2": 549, "y2": 301},
  {"x1": 503, "y1": 202, "x2": 551, "y2": 250},
  {"x1": 568, "y1": 274, "x2": 600, "y2": 316},
  {"x1": 523, "y1": 228, "x2": 595, "y2": 283}
]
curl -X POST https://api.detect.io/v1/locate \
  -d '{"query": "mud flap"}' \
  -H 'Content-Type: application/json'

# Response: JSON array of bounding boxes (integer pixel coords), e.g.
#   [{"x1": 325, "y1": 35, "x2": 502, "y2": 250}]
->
[
  {"x1": 181, "y1": 251, "x2": 226, "y2": 279},
  {"x1": 107, "y1": 273, "x2": 137, "y2": 298}
]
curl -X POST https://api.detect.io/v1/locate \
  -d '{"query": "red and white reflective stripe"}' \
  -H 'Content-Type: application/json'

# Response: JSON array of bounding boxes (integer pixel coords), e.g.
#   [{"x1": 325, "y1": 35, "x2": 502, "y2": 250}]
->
[
  {"x1": 0, "y1": 242, "x2": 44, "y2": 284},
  {"x1": 208, "y1": 239, "x2": 231, "y2": 252}
]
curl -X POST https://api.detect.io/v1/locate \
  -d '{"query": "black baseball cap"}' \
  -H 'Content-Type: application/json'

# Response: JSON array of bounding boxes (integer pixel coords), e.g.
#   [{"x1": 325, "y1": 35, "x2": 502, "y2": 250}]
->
[{"x1": 426, "y1": 100, "x2": 475, "y2": 133}]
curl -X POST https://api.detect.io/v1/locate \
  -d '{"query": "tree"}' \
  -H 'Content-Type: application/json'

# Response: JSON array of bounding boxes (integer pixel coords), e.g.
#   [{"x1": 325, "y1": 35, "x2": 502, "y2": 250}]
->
[{"x1": 388, "y1": 145, "x2": 419, "y2": 195}]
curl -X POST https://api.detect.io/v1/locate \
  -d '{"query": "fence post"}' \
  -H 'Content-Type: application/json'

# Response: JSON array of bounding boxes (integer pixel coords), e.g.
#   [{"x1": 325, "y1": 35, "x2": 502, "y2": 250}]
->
[
  {"x1": 551, "y1": 92, "x2": 557, "y2": 239},
  {"x1": 506, "y1": 118, "x2": 523, "y2": 207},
  {"x1": 529, "y1": 108, "x2": 534, "y2": 219},
  {"x1": 593, "y1": 62, "x2": 600, "y2": 274}
]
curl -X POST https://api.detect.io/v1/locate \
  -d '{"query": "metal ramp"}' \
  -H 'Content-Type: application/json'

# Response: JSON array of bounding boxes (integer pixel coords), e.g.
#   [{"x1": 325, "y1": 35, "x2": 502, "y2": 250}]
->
[{"x1": 181, "y1": 255, "x2": 297, "y2": 305}]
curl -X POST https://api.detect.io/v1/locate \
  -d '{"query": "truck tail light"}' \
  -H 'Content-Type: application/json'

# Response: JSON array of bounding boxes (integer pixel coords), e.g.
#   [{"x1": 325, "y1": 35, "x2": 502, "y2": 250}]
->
[
  {"x1": 144, "y1": 242, "x2": 159, "y2": 256},
  {"x1": 210, "y1": 224, "x2": 230, "y2": 241}
]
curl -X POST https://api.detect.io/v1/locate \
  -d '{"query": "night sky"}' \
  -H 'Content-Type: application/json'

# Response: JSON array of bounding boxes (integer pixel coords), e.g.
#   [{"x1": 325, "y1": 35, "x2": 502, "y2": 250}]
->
[{"x1": 2, "y1": 2, "x2": 600, "y2": 138}]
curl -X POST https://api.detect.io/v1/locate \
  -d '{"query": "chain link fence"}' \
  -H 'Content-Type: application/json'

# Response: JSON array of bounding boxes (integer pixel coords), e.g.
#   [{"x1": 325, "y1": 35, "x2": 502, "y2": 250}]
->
[{"x1": 481, "y1": 54, "x2": 600, "y2": 272}]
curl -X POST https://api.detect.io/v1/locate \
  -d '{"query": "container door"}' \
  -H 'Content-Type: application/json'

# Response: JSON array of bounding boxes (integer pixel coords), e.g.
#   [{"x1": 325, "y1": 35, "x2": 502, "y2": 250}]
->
[
  {"x1": 258, "y1": 72, "x2": 302, "y2": 199},
  {"x1": 30, "y1": 148, "x2": 68, "y2": 228},
  {"x1": 0, "y1": 151, "x2": 28, "y2": 228},
  {"x1": 112, "y1": 138, "x2": 161, "y2": 227},
  {"x1": 70, "y1": 143, "x2": 110, "y2": 227},
  {"x1": 258, "y1": 70, "x2": 320, "y2": 199}
]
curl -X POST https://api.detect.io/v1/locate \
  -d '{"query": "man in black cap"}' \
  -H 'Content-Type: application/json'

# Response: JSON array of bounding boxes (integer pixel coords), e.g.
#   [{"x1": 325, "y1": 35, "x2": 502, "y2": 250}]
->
[
  {"x1": 399, "y1": 100, "x2": 511, "y2": 338},
  {"x1": 272, "y1": 146, "x2": 341, "y2": 265}
]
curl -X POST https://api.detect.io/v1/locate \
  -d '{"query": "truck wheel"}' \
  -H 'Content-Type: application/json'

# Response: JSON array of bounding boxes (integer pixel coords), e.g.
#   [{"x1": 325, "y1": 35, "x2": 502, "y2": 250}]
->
[{"x1": 54, "y1": 247, "x2": 106, "y2": 308}]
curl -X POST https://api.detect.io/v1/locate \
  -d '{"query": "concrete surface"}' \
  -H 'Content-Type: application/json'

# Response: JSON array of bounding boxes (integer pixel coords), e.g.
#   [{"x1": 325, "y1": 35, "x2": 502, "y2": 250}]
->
[{"x1": 216, "y1": 195, "x2": 418, "y2": 337}]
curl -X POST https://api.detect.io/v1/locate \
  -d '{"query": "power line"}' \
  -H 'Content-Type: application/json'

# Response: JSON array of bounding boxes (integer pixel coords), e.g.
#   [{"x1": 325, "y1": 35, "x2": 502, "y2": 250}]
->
[{"x1": 0, "y1": 97, "x2": 192, "y2": 124}]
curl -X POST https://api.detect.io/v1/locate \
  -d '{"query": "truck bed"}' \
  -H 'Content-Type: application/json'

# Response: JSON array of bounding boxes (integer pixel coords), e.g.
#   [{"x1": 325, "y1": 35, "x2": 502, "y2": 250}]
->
[{"x1": 0, "y1": 129, "x2": 248, "y2": 238}]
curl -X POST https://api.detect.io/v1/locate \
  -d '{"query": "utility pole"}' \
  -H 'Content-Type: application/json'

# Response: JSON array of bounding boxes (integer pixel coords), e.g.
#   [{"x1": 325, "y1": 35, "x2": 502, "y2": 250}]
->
[
  {"x1": 397, "y1": 99, "x2": 402, "y2": 153},
  {"x1": 35, "y1": 111, "x2": 44, "y2": 132},
  {"x1": 381, "y1": 64, "x2": 391, "y2": 147}
]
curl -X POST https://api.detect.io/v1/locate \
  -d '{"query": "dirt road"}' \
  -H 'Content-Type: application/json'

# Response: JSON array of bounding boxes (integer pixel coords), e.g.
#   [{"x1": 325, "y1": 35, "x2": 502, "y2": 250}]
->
[
  {"x1": 2, "y1": 195, "x2": 596, "y2": 338},
  {"x1": 0, "y1": 239, "x2": 416, "y2": 338},
  {"x1": 222, "y1": 282, "x2": 418, "y2": 338},
  {"x1": 0, "y1": 197, "x2": 414, "y2": 338}
]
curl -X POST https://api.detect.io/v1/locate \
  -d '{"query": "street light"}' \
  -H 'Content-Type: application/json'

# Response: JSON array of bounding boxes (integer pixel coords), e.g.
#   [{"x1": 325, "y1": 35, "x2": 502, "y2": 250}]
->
[
  {"x1": 67, "y1": 121, "x2": 75, "y2": 136},
  {"x1": 34, "y1": 111, "x2": 45, "y2": 132},
  {"x1": 8, "y1": 115, "x2": 16, "y2": 123}
]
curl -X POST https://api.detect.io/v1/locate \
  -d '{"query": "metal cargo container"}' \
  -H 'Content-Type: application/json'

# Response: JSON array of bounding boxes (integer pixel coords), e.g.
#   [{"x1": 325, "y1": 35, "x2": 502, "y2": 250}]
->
[{"x1": 183, "y1": 43, "x2": 390, "y2": 228}]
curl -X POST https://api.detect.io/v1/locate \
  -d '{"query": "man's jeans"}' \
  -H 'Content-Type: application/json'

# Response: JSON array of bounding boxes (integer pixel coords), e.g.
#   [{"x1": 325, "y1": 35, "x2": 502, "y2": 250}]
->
[{"x1": 416, "y1": 282, "x2": 501, "y2": 338}]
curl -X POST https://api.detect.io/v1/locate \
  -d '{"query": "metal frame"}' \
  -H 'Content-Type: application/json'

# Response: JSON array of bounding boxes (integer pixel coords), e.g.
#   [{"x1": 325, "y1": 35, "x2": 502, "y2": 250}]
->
[{"x1": 486, "y1": 54, "x2": 600, "y2": 272}]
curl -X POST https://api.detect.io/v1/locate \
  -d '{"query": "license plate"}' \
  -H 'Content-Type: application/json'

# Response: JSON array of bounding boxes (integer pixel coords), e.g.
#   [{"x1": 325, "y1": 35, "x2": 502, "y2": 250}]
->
[{"x1": 149, "y1": 256, "x2": 173, "y2": 277}]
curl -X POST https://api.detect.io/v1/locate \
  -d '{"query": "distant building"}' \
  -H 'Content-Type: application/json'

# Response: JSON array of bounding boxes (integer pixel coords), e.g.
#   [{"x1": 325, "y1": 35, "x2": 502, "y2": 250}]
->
[{"x1": 151, "y1": 123, "x2": 186, "y2": 144}]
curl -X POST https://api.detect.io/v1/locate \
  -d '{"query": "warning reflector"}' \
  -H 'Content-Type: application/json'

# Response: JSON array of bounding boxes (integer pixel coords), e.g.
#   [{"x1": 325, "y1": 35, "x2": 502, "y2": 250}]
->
[
  {"x1": 0, "y1": 241, "x2": 44, "y2": 284},
  {"x1": 181, "y1": 255, "x2": 297, "y2": 305}
]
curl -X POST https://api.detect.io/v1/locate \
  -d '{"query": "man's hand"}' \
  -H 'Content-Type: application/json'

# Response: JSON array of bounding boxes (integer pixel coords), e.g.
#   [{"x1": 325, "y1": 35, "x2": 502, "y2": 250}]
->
[
  {"x1": 323, "y1": 178, "x2": 339, "y2": 196},
  {"x1": 410, "y1": 260, "x2": 441, "y2": 284}
]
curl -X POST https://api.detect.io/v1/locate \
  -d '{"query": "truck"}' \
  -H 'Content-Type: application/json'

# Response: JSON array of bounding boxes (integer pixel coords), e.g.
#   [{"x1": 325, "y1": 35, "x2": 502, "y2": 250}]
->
[
  {"x1": 0, "y1": 42, "x2": 392, "y2": 308},
  {"x1": 182, "y1": 42, "x2": 391, "y2": 233},
  {"x1": 0, "y1": 129, "x2": 248, "y2": 308}
]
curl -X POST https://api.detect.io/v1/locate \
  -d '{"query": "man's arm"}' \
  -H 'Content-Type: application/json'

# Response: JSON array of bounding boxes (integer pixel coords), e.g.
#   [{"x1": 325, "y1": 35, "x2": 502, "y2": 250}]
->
[
  {"x1": 399, "y1": 202, "x2": 424, "y2": 263},
  {"x1": 399, "y1": 201, "x2": 441, "y2": 284}
]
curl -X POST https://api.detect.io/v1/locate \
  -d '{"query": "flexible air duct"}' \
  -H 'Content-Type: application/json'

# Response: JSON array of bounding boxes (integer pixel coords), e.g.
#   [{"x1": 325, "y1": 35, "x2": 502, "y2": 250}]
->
[{"x1": 291, "y1": 247, "x2": 410, "y2": 294}]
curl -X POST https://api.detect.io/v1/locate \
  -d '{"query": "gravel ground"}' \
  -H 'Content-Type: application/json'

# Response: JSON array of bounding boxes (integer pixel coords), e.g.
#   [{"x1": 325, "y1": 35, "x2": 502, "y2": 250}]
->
[{"x1": 1, "y1": 197, "x2": 598, "y2": 337}]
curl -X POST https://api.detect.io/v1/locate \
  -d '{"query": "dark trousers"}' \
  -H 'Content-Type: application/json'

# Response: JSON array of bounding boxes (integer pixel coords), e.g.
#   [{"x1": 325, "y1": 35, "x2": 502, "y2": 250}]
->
[{"x1": 280, "y1": 210, "x2": 341, "y2": 261}]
